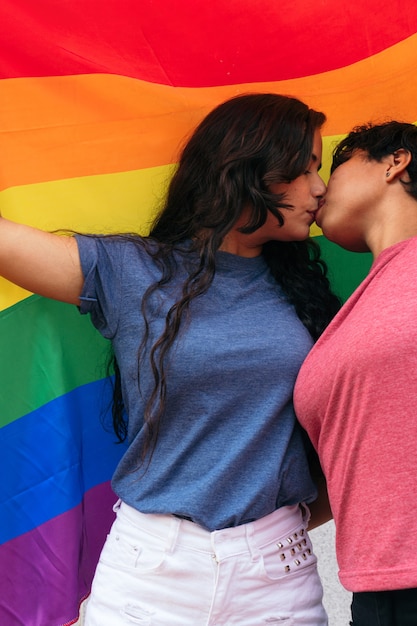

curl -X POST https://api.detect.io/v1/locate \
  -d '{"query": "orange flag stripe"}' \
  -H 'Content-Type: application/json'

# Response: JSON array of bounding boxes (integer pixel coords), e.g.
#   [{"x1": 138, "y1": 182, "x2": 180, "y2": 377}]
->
[{"x1": 2, "y1": 33, "x2": 417, "y2": 192}]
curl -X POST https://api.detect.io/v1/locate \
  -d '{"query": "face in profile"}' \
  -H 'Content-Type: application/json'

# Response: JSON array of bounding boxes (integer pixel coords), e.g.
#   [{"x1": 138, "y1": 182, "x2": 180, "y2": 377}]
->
[
  {"x1": 222, "y1": 129, "x2": 327, "y2": 256},
  {"x1": 315, "y1": 149, "x2": 384, "y2": 252},
  {"x1": 244, "y1": 129, "x2": 326, "y2": 250},
  {"x1": 267, "y1": 129, "x2": 327, "y2": 242}
]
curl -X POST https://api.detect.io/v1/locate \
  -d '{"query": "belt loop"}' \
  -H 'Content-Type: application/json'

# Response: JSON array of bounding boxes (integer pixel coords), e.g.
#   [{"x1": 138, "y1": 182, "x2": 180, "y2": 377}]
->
[
  {"x1": 165, "y1": 515, "x2": 181, "y2": 554},
  {"x1": 112, "y1": 499, "x2": 122, "y2": 514},
  {"x1": 245, "y1": 522, "x2": 260, "y2": 562},
  {"x1": 300, "y1": 502, "x2": 311, "y2": 526}
]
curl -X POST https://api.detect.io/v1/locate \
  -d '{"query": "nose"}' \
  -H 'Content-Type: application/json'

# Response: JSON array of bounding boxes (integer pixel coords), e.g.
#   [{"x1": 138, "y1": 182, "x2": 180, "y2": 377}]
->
[{"x1": 314, "y1": 172, "x2": 327, "y2": 197}]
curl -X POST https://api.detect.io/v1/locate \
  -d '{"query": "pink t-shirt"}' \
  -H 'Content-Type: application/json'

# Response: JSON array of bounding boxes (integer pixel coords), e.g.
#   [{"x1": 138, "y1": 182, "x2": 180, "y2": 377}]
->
[{"x1": 294, "y1": 236, "x2": 417, "y2": 592}]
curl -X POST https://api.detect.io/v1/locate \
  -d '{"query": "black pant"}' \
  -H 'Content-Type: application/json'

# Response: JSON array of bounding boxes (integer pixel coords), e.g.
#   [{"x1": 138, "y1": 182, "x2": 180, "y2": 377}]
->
[{"x1": 350, "y1": 589, "x2": 417, "y2": 626}]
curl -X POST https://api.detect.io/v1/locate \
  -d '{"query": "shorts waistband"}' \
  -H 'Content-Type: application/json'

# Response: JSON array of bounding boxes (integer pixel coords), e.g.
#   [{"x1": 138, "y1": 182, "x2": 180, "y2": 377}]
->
[{"x1": 114, "y1": 500, "x2": 310, "y2": 560}]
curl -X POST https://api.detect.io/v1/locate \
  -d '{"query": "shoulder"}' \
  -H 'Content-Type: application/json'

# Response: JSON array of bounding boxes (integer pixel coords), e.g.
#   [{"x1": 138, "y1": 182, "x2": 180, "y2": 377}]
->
[{"x1": 75, "y1": 233, "x2": 153, "y2": 262}]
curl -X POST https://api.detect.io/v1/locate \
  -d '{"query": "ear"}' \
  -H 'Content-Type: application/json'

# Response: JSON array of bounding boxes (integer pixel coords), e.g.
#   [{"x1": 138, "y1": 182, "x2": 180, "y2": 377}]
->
[{"x1": 385, "y1": 148, "x2": 412, "y2": 182}]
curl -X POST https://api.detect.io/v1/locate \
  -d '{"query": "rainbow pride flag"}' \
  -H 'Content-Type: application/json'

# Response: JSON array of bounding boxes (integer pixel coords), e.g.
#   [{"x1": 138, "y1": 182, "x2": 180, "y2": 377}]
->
[{"x1": 1, "y1": 2, "x2": 417, "y2": 623}]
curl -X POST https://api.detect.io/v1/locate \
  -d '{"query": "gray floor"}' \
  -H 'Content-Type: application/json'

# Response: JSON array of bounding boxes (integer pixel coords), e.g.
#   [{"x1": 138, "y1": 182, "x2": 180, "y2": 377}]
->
[{"x1": 311, "y1": 520, "x2": 352, "y2": 625}]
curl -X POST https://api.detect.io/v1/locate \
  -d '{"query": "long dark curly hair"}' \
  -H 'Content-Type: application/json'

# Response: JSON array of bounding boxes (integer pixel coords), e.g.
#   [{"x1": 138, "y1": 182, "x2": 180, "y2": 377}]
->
[{"x1": 110, "y1": 93, "x2": 341, "y2": 458}]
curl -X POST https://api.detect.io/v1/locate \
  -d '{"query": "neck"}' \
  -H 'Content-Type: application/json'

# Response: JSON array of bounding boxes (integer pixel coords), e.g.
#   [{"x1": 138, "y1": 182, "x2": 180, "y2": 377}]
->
[
  {"x1": 219, "y1": 235, "x2": 262, "y2": 257},
  {"x1": 367, "y1": 202, "x2": 417, "y2": 258}
]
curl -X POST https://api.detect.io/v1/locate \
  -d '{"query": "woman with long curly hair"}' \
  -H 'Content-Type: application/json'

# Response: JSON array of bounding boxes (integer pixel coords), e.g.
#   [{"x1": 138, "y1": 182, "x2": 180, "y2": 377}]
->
[{"x1": 0, "y1": 93, "x2": 340, "y2": 625}]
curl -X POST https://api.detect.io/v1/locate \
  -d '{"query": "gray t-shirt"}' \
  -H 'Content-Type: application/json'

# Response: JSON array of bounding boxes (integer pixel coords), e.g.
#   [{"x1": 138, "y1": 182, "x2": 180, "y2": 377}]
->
[{"x1": 76, "y1": 235, "x2": 317, "y2": 531}]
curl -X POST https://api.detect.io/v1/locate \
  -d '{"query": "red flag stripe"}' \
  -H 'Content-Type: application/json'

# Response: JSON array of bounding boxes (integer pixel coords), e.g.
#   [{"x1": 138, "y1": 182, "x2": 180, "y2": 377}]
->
[{"x1": 2, "y1": 0, "x2": 417, "y2": 85}]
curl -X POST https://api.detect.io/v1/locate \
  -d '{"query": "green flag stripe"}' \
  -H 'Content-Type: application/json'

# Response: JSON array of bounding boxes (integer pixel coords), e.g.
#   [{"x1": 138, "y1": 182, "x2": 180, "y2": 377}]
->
[
  {"x1": 0, "y1": 295, "x2": 110, "y2": 427},
  {"x1": 0, "y1": 238, "x2": 372, "y2": 428}
]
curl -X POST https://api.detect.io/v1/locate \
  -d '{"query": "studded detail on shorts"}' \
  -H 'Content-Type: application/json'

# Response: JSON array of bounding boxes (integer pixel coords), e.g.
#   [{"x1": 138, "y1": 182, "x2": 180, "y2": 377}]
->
[{"x1": 275, "y1": 528, "x2": 315, "y2": 573}]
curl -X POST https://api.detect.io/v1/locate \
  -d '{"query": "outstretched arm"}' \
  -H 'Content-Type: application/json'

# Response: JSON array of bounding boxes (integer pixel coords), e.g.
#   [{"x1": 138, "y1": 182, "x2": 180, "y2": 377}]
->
[{"x1": 0, "y1": 217, "x2": 84, "y2": 305}]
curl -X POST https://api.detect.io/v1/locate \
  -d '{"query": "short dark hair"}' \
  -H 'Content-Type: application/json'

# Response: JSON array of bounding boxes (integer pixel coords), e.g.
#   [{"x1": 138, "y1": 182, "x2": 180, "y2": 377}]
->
[{"x1": 332, "y1": 121, "x2": 417, "y2": 200}]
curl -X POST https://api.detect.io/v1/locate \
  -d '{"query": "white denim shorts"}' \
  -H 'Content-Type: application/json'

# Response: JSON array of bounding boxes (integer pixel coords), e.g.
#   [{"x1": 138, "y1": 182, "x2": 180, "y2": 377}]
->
[{"x1": 84, "y1": 500, "x2": 327, "y2": 626}]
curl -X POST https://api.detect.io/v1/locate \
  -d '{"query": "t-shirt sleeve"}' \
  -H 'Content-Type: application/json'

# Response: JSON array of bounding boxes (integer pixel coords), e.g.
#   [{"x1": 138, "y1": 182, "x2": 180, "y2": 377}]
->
[{"x1": 75, "y1": 235, "x2": 124, "y2": 339}]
